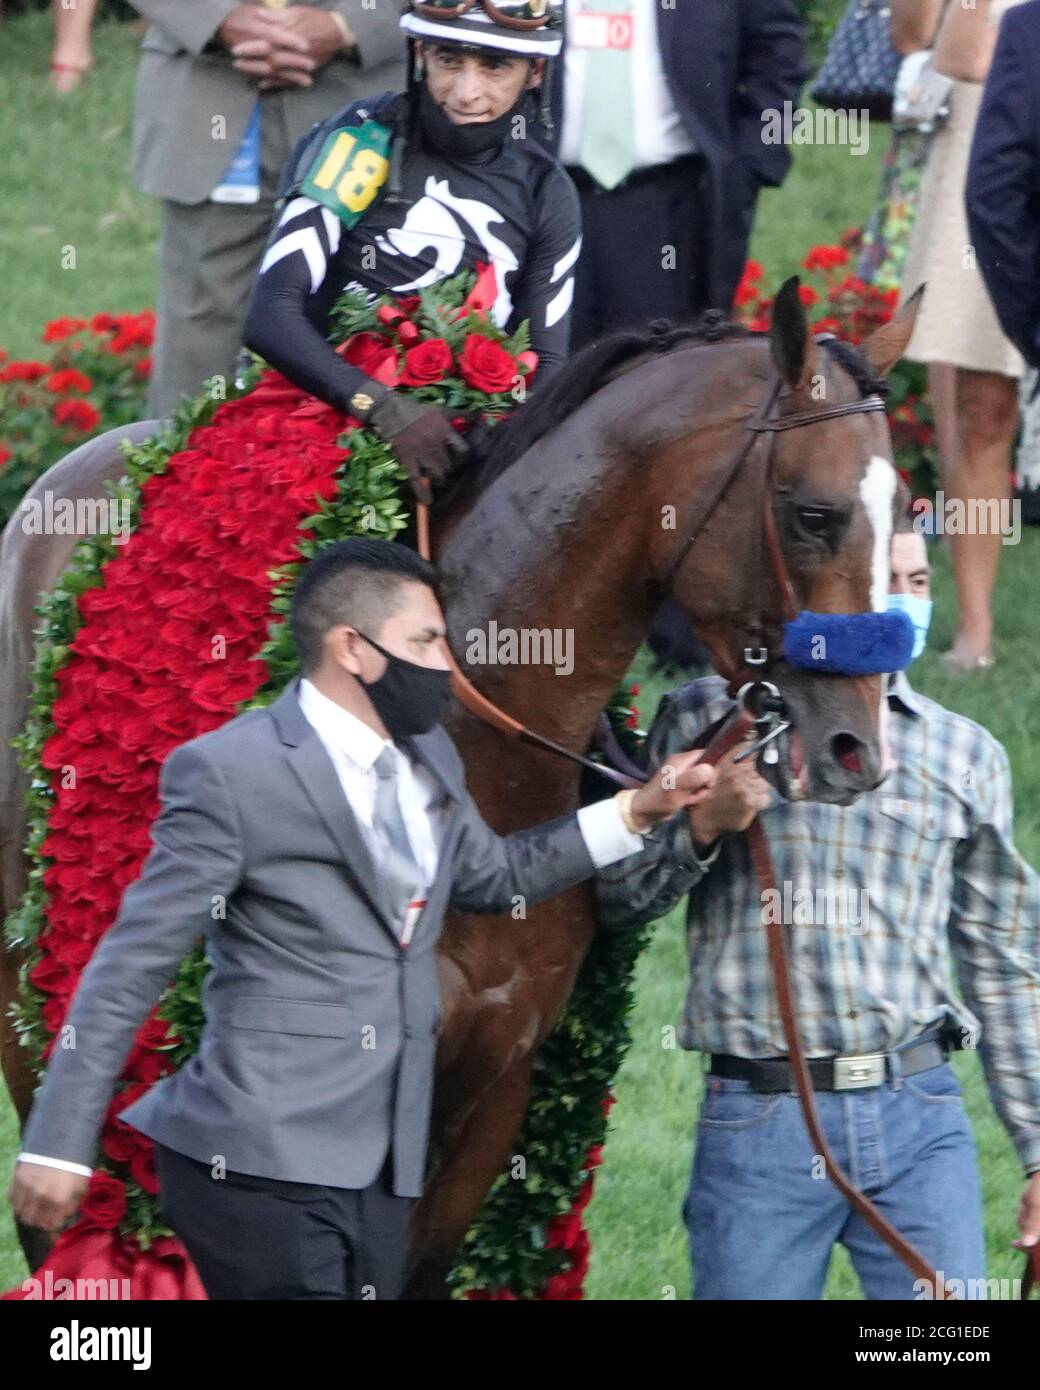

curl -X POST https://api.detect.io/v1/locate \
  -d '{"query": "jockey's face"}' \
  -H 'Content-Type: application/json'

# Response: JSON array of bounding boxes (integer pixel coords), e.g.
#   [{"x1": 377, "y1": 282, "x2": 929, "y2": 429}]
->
[{"x1": 419, "y1": 41, "x2": 545, "y2": 123}]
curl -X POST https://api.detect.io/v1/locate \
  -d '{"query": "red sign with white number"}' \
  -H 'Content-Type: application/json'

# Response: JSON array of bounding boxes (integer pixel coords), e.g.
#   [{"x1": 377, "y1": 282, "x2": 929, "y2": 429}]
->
[{"x1": 571, "y1": 11, "x2": 635, "y2": 50}]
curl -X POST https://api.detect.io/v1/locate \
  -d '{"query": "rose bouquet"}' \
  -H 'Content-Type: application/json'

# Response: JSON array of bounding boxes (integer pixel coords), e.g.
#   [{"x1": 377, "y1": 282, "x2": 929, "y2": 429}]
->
[{"x1": 329, "y1": 262, "x2": 537, "y2": 411}]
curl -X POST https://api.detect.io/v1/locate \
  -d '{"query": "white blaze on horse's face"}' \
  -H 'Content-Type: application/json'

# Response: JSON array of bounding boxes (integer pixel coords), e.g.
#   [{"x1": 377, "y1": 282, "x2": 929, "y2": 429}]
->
[
  {"x1": 859, "y1": 455, "x2": 896, "y2": 613},
  {"x1": 859, "y1": 454, "x2": 898, "y2": 776}
]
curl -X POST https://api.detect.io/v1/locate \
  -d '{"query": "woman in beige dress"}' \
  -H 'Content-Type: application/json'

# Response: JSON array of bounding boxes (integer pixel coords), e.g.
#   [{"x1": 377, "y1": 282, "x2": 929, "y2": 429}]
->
[{"x1": 899, "y1": 0, "x2": 1026, "y2": 671}]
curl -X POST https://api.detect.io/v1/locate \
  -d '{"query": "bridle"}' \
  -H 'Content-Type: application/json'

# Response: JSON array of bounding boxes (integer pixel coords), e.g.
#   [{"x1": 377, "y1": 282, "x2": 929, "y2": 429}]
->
[
  {"x1": 417, "y1": 344, "x2": 888, "y2": 786},
  {"x1": 416, "y1": 353, "x2": 1036, "y2": 1300},
  {"x1": 658, "y1": 352, "x2": 887, "y2": 696}
]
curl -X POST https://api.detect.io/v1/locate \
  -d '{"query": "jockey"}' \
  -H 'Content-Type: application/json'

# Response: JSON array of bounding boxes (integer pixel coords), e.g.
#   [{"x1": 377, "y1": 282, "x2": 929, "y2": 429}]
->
[{"x1": 243, "y1": 0, "x2": 579, "y2": 503}]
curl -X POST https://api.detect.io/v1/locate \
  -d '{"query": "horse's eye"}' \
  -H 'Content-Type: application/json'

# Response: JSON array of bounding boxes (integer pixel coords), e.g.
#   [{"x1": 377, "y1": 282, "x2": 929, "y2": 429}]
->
[{"x1": 795, "y1": 507, "x2": 832, "y2": 538}]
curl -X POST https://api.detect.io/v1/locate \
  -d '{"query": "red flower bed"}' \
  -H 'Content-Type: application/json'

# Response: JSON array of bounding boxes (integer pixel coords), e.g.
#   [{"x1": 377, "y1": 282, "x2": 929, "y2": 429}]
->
[
  {"x1": 0, "y1": 311, "x2": 154, "y2": 527},
  {"x1": 736, "y1": 231, "x2": 938, "y2": 500}
]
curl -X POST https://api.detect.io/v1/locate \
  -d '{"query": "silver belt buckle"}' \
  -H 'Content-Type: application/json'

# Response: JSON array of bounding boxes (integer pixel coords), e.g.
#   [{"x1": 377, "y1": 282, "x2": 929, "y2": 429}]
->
[{"x1": 833, "y1": 1051, "x2": 885, "y2": 1090}]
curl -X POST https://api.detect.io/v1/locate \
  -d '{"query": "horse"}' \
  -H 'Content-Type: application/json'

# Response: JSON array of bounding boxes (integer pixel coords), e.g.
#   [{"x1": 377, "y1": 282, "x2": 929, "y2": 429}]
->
[{"x1": 0, "y1": 280, "x2": 920, "y2": 1290}]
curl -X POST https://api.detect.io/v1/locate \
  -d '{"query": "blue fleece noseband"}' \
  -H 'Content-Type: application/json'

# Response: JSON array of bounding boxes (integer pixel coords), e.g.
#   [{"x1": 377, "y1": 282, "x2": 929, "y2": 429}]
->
[{"x1": 782, "y1": 610, "x2": 915, "y2": 675}]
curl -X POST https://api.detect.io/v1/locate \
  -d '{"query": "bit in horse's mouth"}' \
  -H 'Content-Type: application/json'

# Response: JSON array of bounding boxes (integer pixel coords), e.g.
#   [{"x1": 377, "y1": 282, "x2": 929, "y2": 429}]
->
[{"x1": 764, "y1": 725, "x2": 806, "y2": 803}]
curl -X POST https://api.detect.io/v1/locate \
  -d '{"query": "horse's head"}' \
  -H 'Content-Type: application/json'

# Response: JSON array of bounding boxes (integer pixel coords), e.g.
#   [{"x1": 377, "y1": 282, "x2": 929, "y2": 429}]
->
[{"x1": 663, "y1": 279, "x2": 922, "y2": 806}]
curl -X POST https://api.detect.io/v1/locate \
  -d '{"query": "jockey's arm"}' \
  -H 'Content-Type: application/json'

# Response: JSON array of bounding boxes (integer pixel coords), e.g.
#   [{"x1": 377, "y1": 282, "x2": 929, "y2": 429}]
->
[
  {"x1": 242, "y1": 196, "x2": 466, "y2": 500},
  {"x1": 507, "y1": 166, "x2": 582, "y2": 385},
  {"x1": 242, "y1": 195, "x2": 375, "y2": 415}
]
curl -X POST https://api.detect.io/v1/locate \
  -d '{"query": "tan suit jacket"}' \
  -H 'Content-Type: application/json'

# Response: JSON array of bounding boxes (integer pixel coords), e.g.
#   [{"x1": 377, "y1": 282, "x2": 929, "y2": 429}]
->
[{"x1": 129, "y1": 0, "x2": 405, "y2": 204}]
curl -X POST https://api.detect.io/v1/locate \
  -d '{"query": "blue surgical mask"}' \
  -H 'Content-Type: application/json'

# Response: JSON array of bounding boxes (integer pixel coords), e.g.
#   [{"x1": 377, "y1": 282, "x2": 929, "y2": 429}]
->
[{"x1": 886, "y1": 593, "x2": 932, "y2": 661}]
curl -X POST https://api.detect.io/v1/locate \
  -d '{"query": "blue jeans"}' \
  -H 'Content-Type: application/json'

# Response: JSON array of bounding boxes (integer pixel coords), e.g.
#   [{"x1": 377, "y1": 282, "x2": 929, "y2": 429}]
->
[{"x1": 684, "y1": 1062, "x2": 986, "y2": 1299}]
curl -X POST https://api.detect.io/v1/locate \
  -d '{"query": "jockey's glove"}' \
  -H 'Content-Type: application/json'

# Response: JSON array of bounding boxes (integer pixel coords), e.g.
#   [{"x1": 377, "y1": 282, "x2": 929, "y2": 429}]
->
[{"x1": 363, "y1": 389, "x2": 470, "y2": 505}]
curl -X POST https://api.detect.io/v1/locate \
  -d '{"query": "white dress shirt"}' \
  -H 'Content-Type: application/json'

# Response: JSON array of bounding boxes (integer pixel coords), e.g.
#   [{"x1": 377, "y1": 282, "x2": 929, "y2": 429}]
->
[
  {"x1": 17, "y1": 679, "x2": 645, "y2": 1179},
  {"x1": 297, "y1": 678, "x2": 645, "y2": 893},
  {"x1": 559, "y1": 0, "x2": 698, "y2": 174}
]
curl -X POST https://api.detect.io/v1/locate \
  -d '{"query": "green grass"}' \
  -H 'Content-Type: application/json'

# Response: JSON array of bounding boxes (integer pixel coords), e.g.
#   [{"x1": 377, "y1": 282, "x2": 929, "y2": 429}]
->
[
  {"x1": 0, "y1": 14, "x2": 158, "y2": 361},
  {"x1": 1, "y1": 14, "x2": 1037, "y2": 1299}
]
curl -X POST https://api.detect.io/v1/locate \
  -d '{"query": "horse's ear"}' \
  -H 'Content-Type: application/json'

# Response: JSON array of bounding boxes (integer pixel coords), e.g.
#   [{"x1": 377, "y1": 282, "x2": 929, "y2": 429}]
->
[
  {"x1": 769, "y1": 276, "x2": 817, "y2": 391},
  {"x1": 861, "y1": 284, "x2": 925, "y2": 378}
]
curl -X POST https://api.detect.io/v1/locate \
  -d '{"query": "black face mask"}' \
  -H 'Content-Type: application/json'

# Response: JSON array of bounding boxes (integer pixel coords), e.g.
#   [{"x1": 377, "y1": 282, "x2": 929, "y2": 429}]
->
[
  {"x1": 417, "y1": 81, "x2": 532, "y2": 161},
  {"x1": 355, "y1": 631, "x2": 453, "y2": 739}
]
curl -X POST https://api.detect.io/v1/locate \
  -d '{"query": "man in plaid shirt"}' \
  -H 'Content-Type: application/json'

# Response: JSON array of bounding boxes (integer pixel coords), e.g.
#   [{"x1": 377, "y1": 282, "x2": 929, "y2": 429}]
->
[{"x1": 596, "y1": 528, "x2": 1040, "y2": 1299}]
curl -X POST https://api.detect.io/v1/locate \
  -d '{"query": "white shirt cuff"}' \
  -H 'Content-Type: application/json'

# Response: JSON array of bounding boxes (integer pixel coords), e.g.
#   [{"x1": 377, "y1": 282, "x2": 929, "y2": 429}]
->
[
  {"x1": 18, "y1": 1152, "x2": 93, "y2": 1179},
  {"x1": 577, "y1": 797, "x2": 647, "y2": 868}
]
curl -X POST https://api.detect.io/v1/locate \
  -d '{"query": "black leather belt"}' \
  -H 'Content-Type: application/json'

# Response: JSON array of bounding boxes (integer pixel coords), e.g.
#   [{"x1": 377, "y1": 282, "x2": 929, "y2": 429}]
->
[{"x1": 709, "y1": 1029, "x2": 956, "y2": 1094}]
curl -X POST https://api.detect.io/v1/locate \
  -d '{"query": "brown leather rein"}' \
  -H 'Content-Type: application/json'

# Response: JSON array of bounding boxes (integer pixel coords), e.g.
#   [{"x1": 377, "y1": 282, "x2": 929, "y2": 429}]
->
[{"x1": 415, "y1": 364, "x2": 1036, "y2": 1300}]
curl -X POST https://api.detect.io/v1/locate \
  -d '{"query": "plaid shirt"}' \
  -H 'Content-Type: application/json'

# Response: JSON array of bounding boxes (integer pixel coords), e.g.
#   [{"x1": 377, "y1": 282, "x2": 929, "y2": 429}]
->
[{"x1": 595, "y1": 673, "x2": 1040, "y2": 1175}]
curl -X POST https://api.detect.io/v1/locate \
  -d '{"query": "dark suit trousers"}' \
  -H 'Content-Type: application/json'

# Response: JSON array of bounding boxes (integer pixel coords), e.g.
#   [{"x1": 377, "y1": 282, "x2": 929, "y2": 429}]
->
[
  {"x1": 155, "y1": 1142, "x2": 415, "y2": 1300},
  {"x1": 566, "y1": 154, "x2": 712, "y2": 350}
]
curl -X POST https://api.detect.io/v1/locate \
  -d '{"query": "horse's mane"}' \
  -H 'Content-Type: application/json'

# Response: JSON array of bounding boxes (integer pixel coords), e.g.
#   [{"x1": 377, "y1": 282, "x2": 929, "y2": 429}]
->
[{"x1": 444, "y1": 314, "x2": 891, "y2": 511}]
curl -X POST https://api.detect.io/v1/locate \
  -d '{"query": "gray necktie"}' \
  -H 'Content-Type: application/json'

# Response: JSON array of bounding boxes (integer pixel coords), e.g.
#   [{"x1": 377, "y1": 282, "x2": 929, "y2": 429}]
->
[{"x1": 372, "y1": 746, "x2": 421, "y2": 936}]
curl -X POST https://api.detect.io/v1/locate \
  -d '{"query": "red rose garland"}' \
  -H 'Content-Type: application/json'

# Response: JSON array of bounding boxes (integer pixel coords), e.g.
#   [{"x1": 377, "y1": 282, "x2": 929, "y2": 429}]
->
[{"x1": 4, "y1": 371, "x2": 353, "y2": 1298}]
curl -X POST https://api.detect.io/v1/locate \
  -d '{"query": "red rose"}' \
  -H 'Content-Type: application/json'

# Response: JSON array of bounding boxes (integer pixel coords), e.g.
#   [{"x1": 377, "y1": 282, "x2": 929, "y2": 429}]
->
[
  {"x1": 41, "y1": 996, "x2": 70, "y2": 1034},
  {"x1": 802, "y1": 245, "x2": 848, "y2": 273},
  {"x1": 0, "y1": 360, "x2": 49, "y2": 383},
  {"x1": 398, "y1": 320, "x2": 421, "y2": 347},
  {"x1": 369, "y1": 351, "x2": 403, "y2": 387},
  {"x1": 45, "y1": 368, "x2": 94, "y2": 395},
  {"x1": 0, "y1": 445, "x2": 11, "y2": 471},
  {"x1": 399, "y1": 338, "x2": 453, "y2": 387},
  {"x1": 53, "y1": 398, "x2": 101, "y2": 432},
  {"x1": 341, "y1": 332, "x2": 397, "y2": 380},
  {"x1": 458, "y1": 334, "x2": 517, "y2": 394},
  {"x1": 101, "y1": 1123, "x2": 139, "y2": 1165},
  {"x1": 105, "y1": 313, "x2": 154, "y2": 354},
  {"x1": 42, "y1": 317, "x2": 87, "y2": 343},
  {"x1": 734, "y1": 273, "x2": 759, "y2": 309},
  {"x1": 125, "y1": 1047, "x2": 172, "y2": 1086},
  {"x1": 130, "y1": 1143, "x2": 160, "y2": 1194},
  {"x1": 133, "y1": 357, "x2": 152, "y2": 378},
  {"x1": 516, "y1": 350, "x2": 538, "y2": 377},
  {"x1": 462, "y1": 261, "x2": 499, "y2": 315},
  {"x1": 80, "y1": 1173, "x2": 127, "y2": 1230},
  {"x1": 376, "y1": 304, "x2": 406, "y2": 327}
]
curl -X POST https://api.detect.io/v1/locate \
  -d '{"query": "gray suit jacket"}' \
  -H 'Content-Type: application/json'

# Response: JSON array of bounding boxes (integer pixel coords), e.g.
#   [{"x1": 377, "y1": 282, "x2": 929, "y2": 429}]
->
[
  {"x1": 128, "y1": 0, "x2": 405, "y2": 204},
  {"x1": 21, "y1": 680, "x2": 595, "y2": 1197}
]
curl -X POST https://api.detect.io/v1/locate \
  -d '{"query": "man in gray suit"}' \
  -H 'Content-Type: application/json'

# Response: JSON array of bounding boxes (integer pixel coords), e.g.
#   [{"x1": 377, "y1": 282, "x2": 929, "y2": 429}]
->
[
  {"x1": 129, "y1": 0, "x2": 404, "y2": 420},
  {"x1": 9, "y1": 539, "x2": 715, "y2": 1300}
]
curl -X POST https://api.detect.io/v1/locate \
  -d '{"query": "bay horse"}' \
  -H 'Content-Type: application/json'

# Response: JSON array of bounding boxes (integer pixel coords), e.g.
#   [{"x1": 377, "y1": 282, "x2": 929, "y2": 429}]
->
[{"x1": 0, "y1": 281, "x2": 920, "y2": 1290}]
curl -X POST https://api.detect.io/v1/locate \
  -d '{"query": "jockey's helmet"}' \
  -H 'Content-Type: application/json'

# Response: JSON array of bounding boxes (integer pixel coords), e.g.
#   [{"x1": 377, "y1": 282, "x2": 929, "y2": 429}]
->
[{"x1": 399, "y1": 0, "x2": 564, "y2": 59}]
